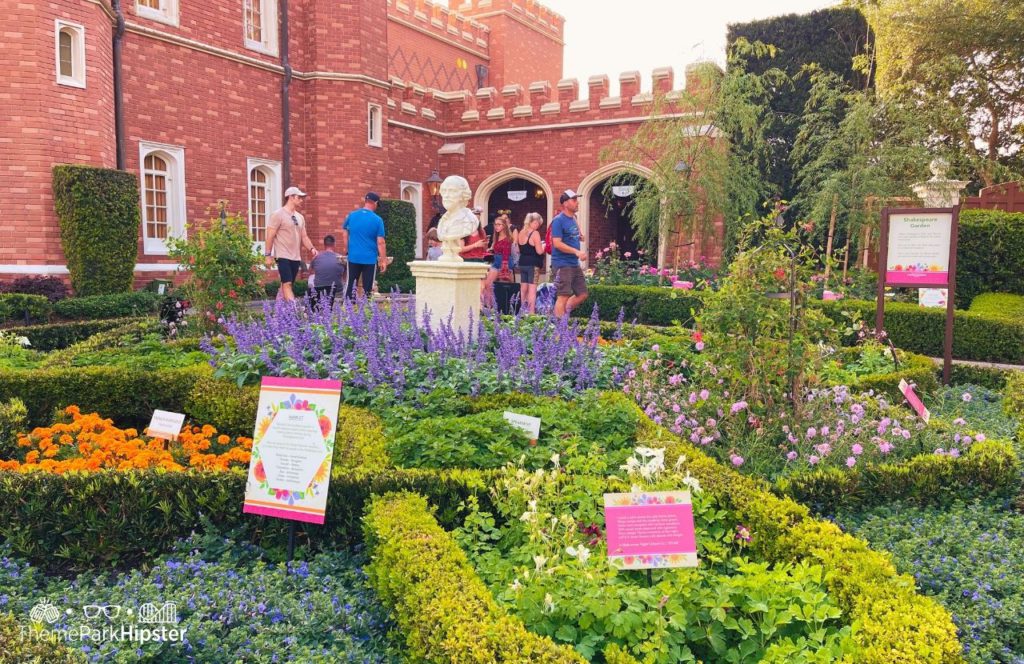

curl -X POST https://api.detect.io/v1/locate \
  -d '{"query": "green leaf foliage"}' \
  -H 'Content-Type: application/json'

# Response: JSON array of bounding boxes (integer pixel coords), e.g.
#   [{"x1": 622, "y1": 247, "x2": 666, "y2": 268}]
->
[
  {"x1": 375, "y1": 199, "x2": 417, "y2": 293},
  {"x1": 956, "y1": 209, "x2": 1024, "y2": 307},
  {"x1": 570, "y1": 285, "x2": 699, "y2": 326},
  {"x1": 51, "y1": 290, "x2": 160, "y2": 320},
  {"x1": 52, "y1": 164, "x2": 139, "y2": 296},
  {"x1": 968, "y1": 293, "x2": 1024, "y2": 321},
  {"x1": 1, "y1": 317, "x2": 151, "y2": 352}
]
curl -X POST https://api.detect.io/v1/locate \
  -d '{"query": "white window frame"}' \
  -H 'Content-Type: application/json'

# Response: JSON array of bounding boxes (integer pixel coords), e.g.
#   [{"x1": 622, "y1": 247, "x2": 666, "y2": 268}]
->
[
  {"x1": 138, "y1": 141, "x2": 187, "y2": 255},
  {"x1": 400, "y1": 181, "x2": 424, "y2": 259},
  {"x1": 136, "y1": 0, "x2": 179, "y2": 27},
  {"x1": 246, "y1": 157, "x2": 282, "y2": 253},
  {"x1": 243, "y1": 0, "x2": 279, "y2": 56},
  {"x1": 54, "y1": 20, "x2": 86, "y2": 89},
  {"x1": 368, "y1": 103, "x2": 383, "y2": 148}
]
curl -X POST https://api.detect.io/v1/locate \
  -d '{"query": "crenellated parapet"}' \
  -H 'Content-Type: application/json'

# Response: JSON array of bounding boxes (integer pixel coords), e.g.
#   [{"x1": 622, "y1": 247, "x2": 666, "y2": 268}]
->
[
  {"x1": 387, "y1": 0, "x2": 491, "y2": 52},
  {"x1": 450, "y1": 0, "x2": 564, "y2": 41},
  {"x1": 385, "y1": 62, "x2": 724, "y2": 134}
]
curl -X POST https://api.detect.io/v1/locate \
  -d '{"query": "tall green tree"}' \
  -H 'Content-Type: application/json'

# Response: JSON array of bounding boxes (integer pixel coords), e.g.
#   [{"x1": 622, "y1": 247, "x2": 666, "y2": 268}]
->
[
  {"x1": 790, "y1": 70, "x2": 932, "y2": 266},
  {"x1": 600, "y1": 40, "x2": 780, "y2": 264},
  {"x1": 861, "y1": 0, "x2": 1024, "y2": 185},
  {"x1": 726, "y1": 7, "x2": 873, "y2": 202}
]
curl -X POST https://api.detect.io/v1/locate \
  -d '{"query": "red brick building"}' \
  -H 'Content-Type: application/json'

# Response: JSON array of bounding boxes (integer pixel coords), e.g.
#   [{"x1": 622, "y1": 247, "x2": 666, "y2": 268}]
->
[{"x1": 2, "y1": 0, "x2": 722, "y2": 283}]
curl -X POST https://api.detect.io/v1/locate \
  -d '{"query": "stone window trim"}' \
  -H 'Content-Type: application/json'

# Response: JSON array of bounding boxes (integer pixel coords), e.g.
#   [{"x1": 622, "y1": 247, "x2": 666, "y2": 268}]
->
[
  {"x1": 368, "y1": 103, "x2": 383, "y2": 147},
  {"x1": 138, "y1": 141, "x2": 187, "y2": 256},
  {"x1": 136, "y1": 0, "x2": 179, "y2": 27},
  {"x1": 243, "y1": 0, "x2": 279, "y2": 56},
  {"x1": 55, "y1": 20, "x2": 86, "y2": 89},
  {"x1": 247, "y1": 157, "x2": 282, "y2": 252}
]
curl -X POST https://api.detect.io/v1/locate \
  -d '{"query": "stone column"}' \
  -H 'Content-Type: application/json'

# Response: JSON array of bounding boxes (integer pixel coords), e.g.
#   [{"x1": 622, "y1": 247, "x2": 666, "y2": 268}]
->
[{"x1": 408, "y1": 260, "x2": 489, "y2": 335}]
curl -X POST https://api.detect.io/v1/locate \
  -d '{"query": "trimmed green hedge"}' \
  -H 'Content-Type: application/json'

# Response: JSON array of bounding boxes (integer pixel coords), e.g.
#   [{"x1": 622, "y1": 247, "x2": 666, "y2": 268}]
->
[
  {"x1": 957, "y1": 208, "x2": 1024, "y2": 308},
  {"x1": 818, "y1": 298, "x2": 1024, "y2": 364},
  {"x1": 775, "y1": 439, "x2": 1021, "y2": 514},
  {"x1": 969, "y1": 292, "x2": 1024, "y2": 321},
  {"x1": 571, "y1": 284, "x2": 700, "y2": 325},
  {"x1": 1, "y1": 317, "x2": 151, "y2": 352},
  {"x1": 0, "y1": 466, "x2": 489, "y2": 575},
  {"x1": 51, "y1": 290, "x2": 160, "y2": 320},
  {"x1": 638, "y1": 424, "x2": 963, "y2": 663},
  {"x1": 0, "y1": 364, "x2": 209, "y2": 428},
  {"x1": 363, "y1": 492, "x2": 590, "y2": 663},
  {"x1": 0, "y1": 293, "x2": 50, "y2": 325},
  {"x1": 52, "y1": 164, "x2": 139, "y2": 296},
  {"x1": 376, "y1": 199, "x2": 416, "y2": 293},
  {"x1": 264, "y1": 279, "x2": 308, "y2": 298},
  {"x1": 948, "y1": 364, "x2": 1013, "y2": 391}
]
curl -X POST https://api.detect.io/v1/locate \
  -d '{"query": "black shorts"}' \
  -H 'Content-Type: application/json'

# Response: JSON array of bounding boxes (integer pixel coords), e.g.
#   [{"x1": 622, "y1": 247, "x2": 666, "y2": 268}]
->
[
  {"x1": 554, "y1": 265, "x2": 588, "y2": 297},
  {"x1": 276, "y1": 258, "x2": 302, "y2": 284}
]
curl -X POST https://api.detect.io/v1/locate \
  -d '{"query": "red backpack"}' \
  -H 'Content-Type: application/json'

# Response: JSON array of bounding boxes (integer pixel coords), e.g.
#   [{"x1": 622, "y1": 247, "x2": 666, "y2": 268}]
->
[{"x1": 545, "y1": 224, "x2": 553, "y2": 255}]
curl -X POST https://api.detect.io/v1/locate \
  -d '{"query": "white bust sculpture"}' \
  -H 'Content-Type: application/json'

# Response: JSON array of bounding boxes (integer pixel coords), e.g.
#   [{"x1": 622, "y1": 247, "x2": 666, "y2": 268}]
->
[{"x1": 435, "y1": 175, "x2": 482, "y2": 262}]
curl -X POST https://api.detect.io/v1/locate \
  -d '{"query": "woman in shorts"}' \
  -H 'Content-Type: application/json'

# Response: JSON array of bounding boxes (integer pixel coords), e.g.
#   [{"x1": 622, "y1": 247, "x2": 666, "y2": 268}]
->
[{"x1": 516, "y1": 212, "x2": 545, "y2": 314}]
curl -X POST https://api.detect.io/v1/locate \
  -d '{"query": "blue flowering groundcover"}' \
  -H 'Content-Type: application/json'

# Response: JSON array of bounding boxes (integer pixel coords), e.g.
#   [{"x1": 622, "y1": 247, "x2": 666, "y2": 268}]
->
[
  {"x1": 840, "y1": 500, "x2": 1024, "y2": 664},
  {"x1": 0, "y1": 539, "x2": 401, "y2": 663}
]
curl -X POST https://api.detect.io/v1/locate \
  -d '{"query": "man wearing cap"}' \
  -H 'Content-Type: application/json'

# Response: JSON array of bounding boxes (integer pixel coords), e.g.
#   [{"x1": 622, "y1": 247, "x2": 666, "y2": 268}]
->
[
  {"x1": 550, "y1": 189, "x2": 588, "y2": 316},
  {"x1": 266, "y1": 186, "x2": 318, "y2": 302},
  {"x1": 340, "y1": 192, "x2": 388, "y2": 299}
]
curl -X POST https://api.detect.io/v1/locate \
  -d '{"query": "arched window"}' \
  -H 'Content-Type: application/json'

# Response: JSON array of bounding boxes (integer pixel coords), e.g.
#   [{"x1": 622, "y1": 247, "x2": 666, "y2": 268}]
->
[
  {"x1": 143, "y1": 154, "x2": 169, "y2": 241},
  {"x1": 249, "y1": 167, "x2": 269, "y2": 242},
  {"x1": 54, "y1": 21, "x2": 85, "y2": 88},
  {"x1": 139, "y1": 142, "x2": 187, "y2": 254},
  {"x1": 246, "y1": 158, "x2": 281, "y2": 251}
]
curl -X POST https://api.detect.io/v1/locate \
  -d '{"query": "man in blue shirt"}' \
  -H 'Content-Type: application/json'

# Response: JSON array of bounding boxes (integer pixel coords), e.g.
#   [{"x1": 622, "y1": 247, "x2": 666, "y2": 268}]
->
[
  {"x1": 550, "y1": 189, "x2": 588, "y2": 316},
  {"x1": 340, "y1": 192, "x2": 388, "y2": 299}
]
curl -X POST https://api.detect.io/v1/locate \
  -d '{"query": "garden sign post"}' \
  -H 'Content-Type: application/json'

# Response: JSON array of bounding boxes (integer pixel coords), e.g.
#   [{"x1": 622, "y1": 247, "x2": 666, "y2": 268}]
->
[
  {"x1": 243, "y1": 377, "x2": 343, "y2": 562},
  {"x1": 875, "y1": 207, "x2": 960, "y2": 385}
]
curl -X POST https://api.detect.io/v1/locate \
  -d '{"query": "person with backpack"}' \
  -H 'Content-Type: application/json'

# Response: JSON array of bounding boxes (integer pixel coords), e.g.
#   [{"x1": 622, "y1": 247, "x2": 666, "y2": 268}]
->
[
  {"x1": 550, "y1": 189, "x2": 588, "y2": 317},
  {"x1": 517, "y1": 212, "x2": 545, "y2": 314}
]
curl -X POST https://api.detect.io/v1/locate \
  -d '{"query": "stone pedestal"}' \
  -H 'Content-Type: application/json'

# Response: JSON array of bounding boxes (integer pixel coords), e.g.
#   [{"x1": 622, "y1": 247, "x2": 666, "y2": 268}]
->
[
  {"x1": 409, "y1": 260, "x2": 489, "y2": 335},
  {"x1": 912, "y1": 158, "x2": 968, "y2": 207}
]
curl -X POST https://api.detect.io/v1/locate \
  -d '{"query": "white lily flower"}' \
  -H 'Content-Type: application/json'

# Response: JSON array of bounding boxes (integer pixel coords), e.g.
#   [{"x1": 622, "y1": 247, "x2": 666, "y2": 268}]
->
[
  {"x1": 533, "y1": 555, "x2": 547, "y2": 570},
  {"x1": 550, "y1": 453, "x2": 560, "y2": 469},
  {"x1": 510, "y1": 578, "x2": 522, "y2": 591},
  {"x1": 682, "y1": 472, "x2": 701, "y2": 493},
  {"x1": 544, "y1": 593, "x2": 555, "y2": 613}
]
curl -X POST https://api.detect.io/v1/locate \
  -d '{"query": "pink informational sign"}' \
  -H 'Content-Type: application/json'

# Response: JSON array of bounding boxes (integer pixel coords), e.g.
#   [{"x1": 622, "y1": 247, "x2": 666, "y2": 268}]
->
[
  {"x1": 899, "y1": 379, "x2": 931, "y2": 423},
  {"x1": 884, "y1": 211, "x2": 954, "y2": 287},
  {"x1": 243, "y1": 377, "x2": 342, "y2": 524},
  {"x1": 604, "y1": 491, "x2": 698, "y2": 570}
]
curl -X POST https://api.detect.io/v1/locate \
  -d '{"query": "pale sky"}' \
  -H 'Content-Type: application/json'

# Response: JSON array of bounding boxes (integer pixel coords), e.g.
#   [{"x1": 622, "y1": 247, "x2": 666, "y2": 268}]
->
[{"x1": 540, "y1": 0, "x2": 840, "y2": 96}]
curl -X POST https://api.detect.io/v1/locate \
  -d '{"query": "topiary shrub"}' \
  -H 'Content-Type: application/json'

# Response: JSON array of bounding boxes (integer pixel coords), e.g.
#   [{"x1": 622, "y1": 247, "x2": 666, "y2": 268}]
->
[
  {"x1": 0, "y1": 317, "x2": 150, "y2": 352},
  {"x1": 957, "y1": 209, "x2": 1024, "y2": 308},
  {"x1": 968, "y1": 292, "x2": 1024, "y2": 321},
  {"x1": 52, "y1": 164, "x2": 139, "y2": 296},
  {"x1": 375, "y1": 199, "x2": 416, "y2": 293},
  {"x1": 572, "y1": 284, "x2": 701, "y2": 325}
]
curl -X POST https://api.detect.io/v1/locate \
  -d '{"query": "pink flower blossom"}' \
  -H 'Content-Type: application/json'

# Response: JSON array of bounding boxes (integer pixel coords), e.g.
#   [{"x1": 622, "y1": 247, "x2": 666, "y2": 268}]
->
[
  {"x1": 806, "y1": 427, "x2": 817, "y2": 438},
  {"x1": 695, "y1": 341, "x2": 705, "y2": 351},
  {"x1": 786, "y1": 451, "x2": 798, "y2": 461},
  {"x1": 851, "y1": 444, "x2": 863, "y2": 455},
  {"x1": 808, "y1": 455, "x2": 819, "y2": 465},
  {"x1": 699, "y1": 389, "x2": 710, "y2": 400},
  {"x1": 846, "y1": 456, "x2": 857, "y2": 468},
  {"x1": 729, "y1": 401, "x2": 748, "y2": 414},
  {"x1": 730, "y1": 454, "x2": 744, "y2": 467},
  {"x1": 949, "y1": 448, "x2": 961, "y2": 458},
  {"x1": 672, "y1": 280, "x2": 694, "y2": 290},
  {"x1": 974, "y1": 433, "x2": 986, "y2": 442}
]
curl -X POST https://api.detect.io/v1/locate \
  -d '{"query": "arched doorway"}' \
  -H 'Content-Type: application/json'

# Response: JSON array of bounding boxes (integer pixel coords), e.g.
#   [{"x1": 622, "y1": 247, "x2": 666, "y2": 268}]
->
[
  {"x1": 473, "y1": 168, "x2": 553, "y2": 236},
  {"x1": 578, "y1": 166, "x2": 658, "y2": 265}
]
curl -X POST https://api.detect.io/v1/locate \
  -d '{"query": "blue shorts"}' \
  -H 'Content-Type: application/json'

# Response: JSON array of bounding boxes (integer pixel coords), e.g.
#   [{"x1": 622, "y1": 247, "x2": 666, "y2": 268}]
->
[{"x1": 491, "y1": 254, "x2": 506, "y2": 270}]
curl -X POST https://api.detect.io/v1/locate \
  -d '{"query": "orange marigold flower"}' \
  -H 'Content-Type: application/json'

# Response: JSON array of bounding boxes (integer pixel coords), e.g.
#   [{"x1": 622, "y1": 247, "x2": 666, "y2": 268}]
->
[{"x1": 217, "y1": 434, "x2": 230, "y2": 445}]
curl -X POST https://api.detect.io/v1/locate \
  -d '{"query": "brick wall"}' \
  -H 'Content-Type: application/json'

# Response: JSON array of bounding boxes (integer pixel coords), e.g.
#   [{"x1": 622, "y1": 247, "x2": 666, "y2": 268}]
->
[{"x1": 3, "y1": 0, "x2": 724, "y2": 284}]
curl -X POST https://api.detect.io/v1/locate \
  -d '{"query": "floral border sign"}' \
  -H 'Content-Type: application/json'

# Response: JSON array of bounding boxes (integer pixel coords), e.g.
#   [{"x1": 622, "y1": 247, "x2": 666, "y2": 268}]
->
[
  {"x1": 243, "y1": 377, "x2": 342, "y2": 524},
  {"x1": 604, "y1": 491, "x2": 698, "y2": 570}
]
